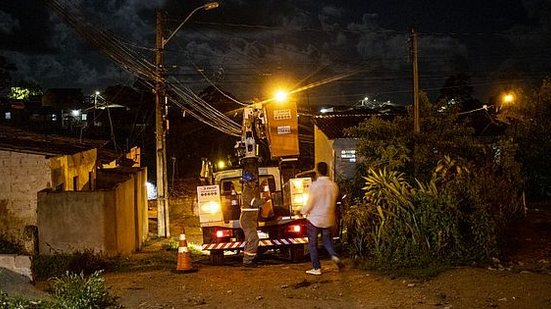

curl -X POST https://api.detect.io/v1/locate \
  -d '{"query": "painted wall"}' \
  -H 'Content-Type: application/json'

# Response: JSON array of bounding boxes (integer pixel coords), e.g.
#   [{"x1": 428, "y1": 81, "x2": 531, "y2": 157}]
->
[
  {"x1": 50, "y1": 149, "x2": 97, "y2": 191},
  {"x1": 314, "y1": 125, "x2": 335, "y2": 179},
  {"x1": 0, "y1": 150, "x2": 51, "y2": 253},
  {"x1": 134, "y1": 168, "x2": 148, "y2": 249},
  {"x1": 313, "y1": 126, "x2": 359, "y2": 181},
  {"x1": 37, "y1": 191, "x2": 109, "y2": 254},
  {"x1": 37, "y1": 168, "x2": 147, "y2": 256}
]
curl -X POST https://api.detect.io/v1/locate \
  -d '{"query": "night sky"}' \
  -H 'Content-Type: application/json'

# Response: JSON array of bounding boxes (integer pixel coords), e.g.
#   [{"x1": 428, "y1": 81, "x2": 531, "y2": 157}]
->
[{"x1": 1, "y1": 0, "x2": 550, "y2": 106}]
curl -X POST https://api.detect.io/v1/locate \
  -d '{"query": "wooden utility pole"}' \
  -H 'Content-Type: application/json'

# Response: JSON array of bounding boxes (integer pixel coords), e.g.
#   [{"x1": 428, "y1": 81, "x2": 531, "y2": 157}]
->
[
  {"x1": 155, "y1": 10, "x2": 170, "y2": 238},
  {"x1": 411, "y1": 28, "x2": 420, "y2": 134}
]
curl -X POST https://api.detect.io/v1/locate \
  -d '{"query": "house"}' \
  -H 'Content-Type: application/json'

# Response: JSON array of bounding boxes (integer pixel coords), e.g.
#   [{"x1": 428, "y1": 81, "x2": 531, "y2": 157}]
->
[
  {"x1": 312, "y1": 111, "x2": 379, "y2": 181},
  {"x1": 0, "y1": 125, "x2": 147, "y2": 256}
]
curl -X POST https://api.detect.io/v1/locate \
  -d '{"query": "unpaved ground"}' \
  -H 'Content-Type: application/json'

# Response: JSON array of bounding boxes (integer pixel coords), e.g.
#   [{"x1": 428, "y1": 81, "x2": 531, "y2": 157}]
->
[
  {"x1": 102, "y1": 200, "x2": 551, "y2": 308},
  {"x1": 105, "y1": 254, "x2": 551, "y2": 308}
]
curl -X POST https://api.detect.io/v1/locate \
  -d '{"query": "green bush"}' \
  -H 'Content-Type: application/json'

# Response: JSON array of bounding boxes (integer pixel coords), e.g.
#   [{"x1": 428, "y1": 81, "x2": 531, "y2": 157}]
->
[
  {"x1": 49, "y1": 271, "x2": 120, "y2": 309},
  {"x1": 344, "y1": 156, "x2": 523, "y2": 273},
  {"x1": 1, "y1": 271, "x2": 120, "y2": 308}
]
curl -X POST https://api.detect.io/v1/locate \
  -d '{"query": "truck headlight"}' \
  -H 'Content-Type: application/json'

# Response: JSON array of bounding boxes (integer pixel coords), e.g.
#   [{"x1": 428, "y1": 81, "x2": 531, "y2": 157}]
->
[{"x1": 200, "y1": 201, "x2": 221, "y2": 214}]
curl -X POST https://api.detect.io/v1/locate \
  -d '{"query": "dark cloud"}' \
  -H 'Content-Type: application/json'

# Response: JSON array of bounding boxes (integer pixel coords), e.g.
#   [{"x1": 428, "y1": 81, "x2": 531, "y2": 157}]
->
[
  {"x1": 0, "y1": 0, "x2": 549, "y2": 105},
  {"x1": 0, "y1": 10, "x2": 20, "y2": 35}
]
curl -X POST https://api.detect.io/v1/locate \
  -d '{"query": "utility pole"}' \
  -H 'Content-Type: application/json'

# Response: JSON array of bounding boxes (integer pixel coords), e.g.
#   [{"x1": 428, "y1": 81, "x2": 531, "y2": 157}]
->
[
  {"x1": 155, "y1": 10, "x2": 170, "y2": 238},
  {"x1": 411, "y1": 28, "x2": 420, "y2": 134}
]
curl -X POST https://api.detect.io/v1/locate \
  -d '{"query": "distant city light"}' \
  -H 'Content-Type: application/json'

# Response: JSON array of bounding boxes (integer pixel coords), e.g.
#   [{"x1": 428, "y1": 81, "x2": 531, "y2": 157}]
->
[
  {"x1": 320, "y1": 107, "x2": 333, "y2": 113},
  {"x1": 95, "y1": 91, "x2": 100, "y2": 96},
  {"x1": 217, "y1": 160, "x2": 226, "y2": 169},
  {"x1": 71, "y1": 110, "x2": 81, "y2": 117}
]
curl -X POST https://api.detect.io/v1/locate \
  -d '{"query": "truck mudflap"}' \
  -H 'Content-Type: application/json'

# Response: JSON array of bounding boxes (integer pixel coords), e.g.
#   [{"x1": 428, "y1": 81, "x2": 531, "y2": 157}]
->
[{"x1": 202, "y1": 237, "x2": 309, "y2": 250}]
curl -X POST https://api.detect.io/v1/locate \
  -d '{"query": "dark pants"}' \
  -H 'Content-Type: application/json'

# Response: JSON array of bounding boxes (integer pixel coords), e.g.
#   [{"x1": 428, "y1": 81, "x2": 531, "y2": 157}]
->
[
  {"x1": 307, "y1": 221, "x2": 337, "y2": 269},
  {"x1": 239, "y1": 210, "x2": 259, "y2": 264}
]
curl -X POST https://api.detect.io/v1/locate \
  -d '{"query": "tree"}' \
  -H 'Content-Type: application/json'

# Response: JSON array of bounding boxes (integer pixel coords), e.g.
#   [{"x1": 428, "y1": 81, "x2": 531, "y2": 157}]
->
[
  {"x1": 507, "y1": 78, "x2": 551, "y2": 197},
  {"x1": 343, "y1": 93, "x2": 524, "y2": 271},
  {"x1": 346, "y1": 91, "x2": 482, "y2": 188},
  {"x1": 8, "y1": 80, "x2": 43, "y2": 100},
  {"x1": 437, "y1": 73, "x2": 483, "y2": 112}
]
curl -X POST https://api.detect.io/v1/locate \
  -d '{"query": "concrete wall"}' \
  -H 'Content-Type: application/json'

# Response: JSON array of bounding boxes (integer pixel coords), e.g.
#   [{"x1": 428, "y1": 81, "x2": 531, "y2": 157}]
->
[
  {"x1": 314, "y1": 125, "x2": 335, "y2": 179},
  {"x1": 0, "y1": 254, "x2": 32, "y2": 280},
  {"x1": 50, "y1": 148, "x2": 96, "y2": 191},
  {"x1": 313, "y1": 126, "x2": 359, "y2": 181},
  {"x1": 0, "y1": 150, "x2": 51, "y2": 253},
  {"x1": 37, "y1": 167, "x2": 147, "y2": 256},
  {"x1": 134, "y1": 168, "x2": 148, "y2": 250},
  {"x1": 37, "y1": 191, "x2": 109, "y2": 254}
]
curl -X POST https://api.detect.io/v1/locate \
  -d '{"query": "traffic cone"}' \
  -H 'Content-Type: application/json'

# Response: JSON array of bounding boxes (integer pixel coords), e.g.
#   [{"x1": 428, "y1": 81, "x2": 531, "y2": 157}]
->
[{"x1": 173, "y1": 227, "x2": 198, "y2": 273}]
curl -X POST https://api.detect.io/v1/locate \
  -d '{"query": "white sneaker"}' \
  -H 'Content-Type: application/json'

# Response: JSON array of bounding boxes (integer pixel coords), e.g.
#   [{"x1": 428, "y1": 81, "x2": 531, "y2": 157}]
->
[{"x1": 305, "y1": 268, "x2": 322, "y2": 275}]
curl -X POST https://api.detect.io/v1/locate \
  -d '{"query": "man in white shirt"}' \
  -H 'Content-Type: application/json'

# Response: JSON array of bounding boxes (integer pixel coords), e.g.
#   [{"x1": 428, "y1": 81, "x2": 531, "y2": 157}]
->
[{"x1": 300, "y1": 162, "x2": 344, "y2": 275}]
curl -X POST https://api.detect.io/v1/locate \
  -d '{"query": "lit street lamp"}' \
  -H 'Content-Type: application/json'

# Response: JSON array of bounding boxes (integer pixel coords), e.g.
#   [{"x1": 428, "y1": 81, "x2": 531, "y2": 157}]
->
[
  {"x1": 502, "y1": 93, "x2": 515, "y2": 105},
  {"x1": 274, "y1": 90, "x2": 289, "y2": 103},
  {"x1": 155, "y1": 2, "x2": 219, "y2": 238}
]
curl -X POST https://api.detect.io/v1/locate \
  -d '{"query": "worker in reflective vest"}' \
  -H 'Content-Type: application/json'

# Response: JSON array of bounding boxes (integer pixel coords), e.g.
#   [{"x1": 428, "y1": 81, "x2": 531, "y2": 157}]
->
[{"x1": 240, "y1": 186, "x2": 271, "y2": 267}]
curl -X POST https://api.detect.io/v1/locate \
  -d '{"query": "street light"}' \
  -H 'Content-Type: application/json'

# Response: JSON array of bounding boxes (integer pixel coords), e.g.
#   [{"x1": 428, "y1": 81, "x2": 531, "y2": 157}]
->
[
  {"x1": 274, "y1": 90, "x2": 289, "y2": 103},
  {"x1": 502, "y1": 93, "x2": 515, "y2": 105},
  {"x1": 155, "y1": 2, "x2": 219, "y2": 238},
  {"x1": 163, "y1": 2, "x2": 219, "y2": 47}
]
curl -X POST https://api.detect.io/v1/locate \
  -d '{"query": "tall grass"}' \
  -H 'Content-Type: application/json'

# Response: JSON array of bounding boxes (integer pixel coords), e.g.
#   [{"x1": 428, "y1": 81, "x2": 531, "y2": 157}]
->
[{"x1": 344, "y1": 156, "x2": 523, "y2": 274}]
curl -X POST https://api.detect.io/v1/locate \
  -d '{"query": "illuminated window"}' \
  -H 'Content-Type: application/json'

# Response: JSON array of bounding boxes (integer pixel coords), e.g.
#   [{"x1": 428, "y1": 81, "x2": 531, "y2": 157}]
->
[
  {"x1": 4, "y1": 112, "x2": 11, "y2": 120},
  {"x1": 81, "y1": 114, "x2": 87, "y2": 121},
  {"x1": 341, "y1": 150, "x2": 356, "y2": 162}
]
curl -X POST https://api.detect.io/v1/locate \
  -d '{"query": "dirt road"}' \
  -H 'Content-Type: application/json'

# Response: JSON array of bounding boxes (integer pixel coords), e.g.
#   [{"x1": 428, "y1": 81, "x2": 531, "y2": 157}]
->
[
  {"x1": 104, "y1": 254, "x2": 551, "y2": 308},
  {"x1": 107, "y1": 199, "x2": 551, "y2": 308}
]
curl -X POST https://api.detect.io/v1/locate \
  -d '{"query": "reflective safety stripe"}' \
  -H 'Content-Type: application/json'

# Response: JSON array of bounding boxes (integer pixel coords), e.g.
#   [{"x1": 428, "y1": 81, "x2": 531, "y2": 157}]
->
[
  {"x1": 241, "y1": 208, "x2": 259, "y2": 211},
  {"x1": 202, "y1": 237, "x2": 309, "y2": 250},
  {"x1": 244, "y1": 251, "x2": 256, "y2": 256},
  {"x1": 179, "y1": 234, "x2": 186, "y2": 241}
]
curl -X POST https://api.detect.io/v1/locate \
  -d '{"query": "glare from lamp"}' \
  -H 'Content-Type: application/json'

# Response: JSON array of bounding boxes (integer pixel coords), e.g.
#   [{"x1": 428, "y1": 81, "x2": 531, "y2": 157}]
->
[
  {"x1": 502, "y1": 93, "x2": 514, "y2": 104},
  {"x1": 274, "y1": 90, "x2": 288, "y2": 103}
]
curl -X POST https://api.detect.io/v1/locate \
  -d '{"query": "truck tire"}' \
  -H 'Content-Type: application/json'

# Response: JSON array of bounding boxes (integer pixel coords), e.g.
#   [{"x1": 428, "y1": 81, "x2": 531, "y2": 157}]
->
[
  {"x1": 210, "y1": 250, "x2": 224, "y2": 265},
  {"x1": 290, "y1": 244, "x2": 305, "y2": 263}
]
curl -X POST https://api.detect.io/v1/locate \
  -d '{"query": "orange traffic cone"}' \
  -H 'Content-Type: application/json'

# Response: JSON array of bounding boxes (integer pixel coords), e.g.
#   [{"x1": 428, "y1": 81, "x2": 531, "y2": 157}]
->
[{"x1": 173, "y1": 227, "x2": 198, "y2": 273}]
